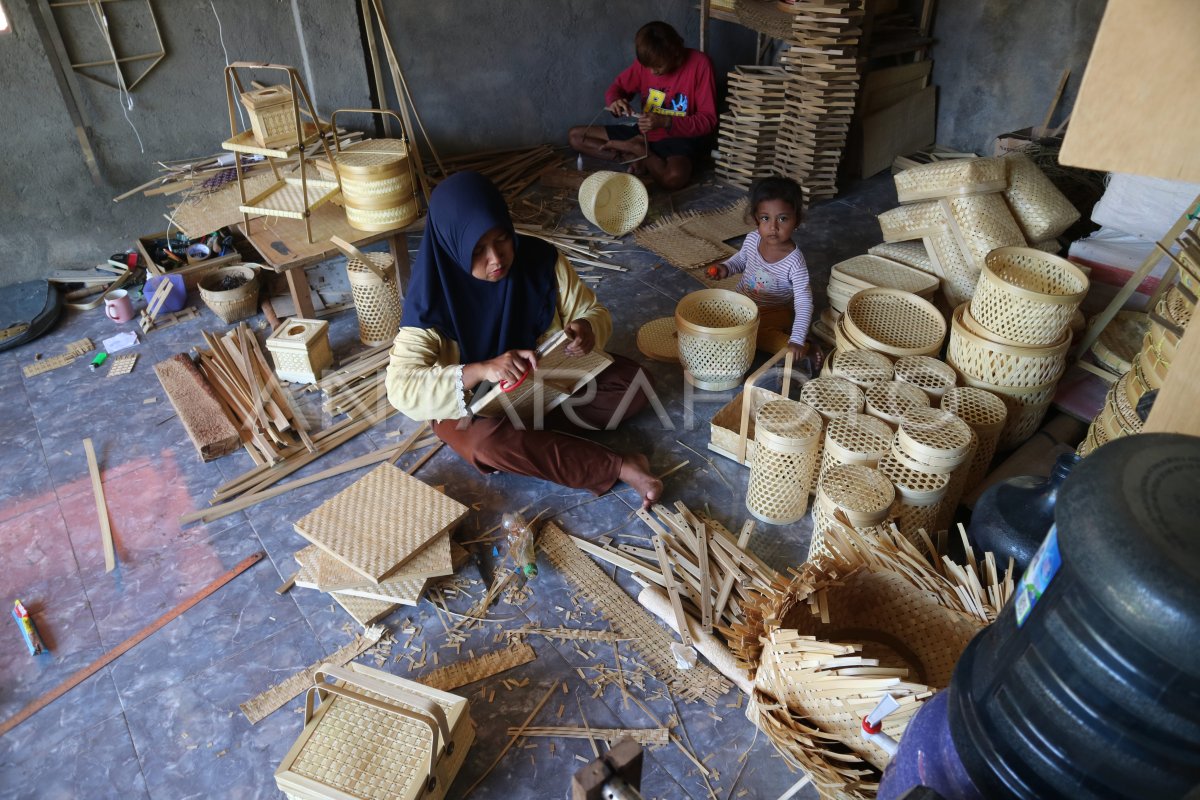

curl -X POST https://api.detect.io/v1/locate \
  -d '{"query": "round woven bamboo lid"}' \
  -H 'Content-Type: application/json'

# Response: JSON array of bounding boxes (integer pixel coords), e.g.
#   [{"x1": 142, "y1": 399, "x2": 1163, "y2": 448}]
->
[
  {"x1": 799, "y1": 376, "x2": 865, "y2": 421},
  {"x1": 334, "y1": 139, "x2": 410, "y2": 176},
  {"x1": 940, "y1": 386, "x2": 1008, "y2": 435},
  {"x1": 829, "y1": 347, "x2": 894, "y2": 388},
  {"x1": 865, "y1": 380, "x2": 930, "y2": 428},
  {"x1": 878, "y1": 451, "x2": 949, "y2": 505},
  {"x1": 843, "y1": 288, "x2": 947, "y2": 357},
  {"x1": 893, "y1": 355, "x2": 957, "y2": 400},
  {"x1": 636, "y1": 317, "x2": 679, "y2": 363},
  {"x1": 824, "y1": 412, "x2": 894, "y2": 465},
  {"x1": 755, "y1": 399, "x2": 823, "y2": 452},
  {"x1": 816, "y1": 464, "x2": 895, "y2": 527},
  {"x1": 894, "y1": 407, "x2": 974, "y2": 473}
]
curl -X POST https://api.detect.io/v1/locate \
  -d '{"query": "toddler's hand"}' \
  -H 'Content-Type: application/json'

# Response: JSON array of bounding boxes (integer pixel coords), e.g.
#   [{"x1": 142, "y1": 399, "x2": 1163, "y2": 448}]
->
[{"x1": 706, "y1": 263, "x2": 729, "y2": 280}]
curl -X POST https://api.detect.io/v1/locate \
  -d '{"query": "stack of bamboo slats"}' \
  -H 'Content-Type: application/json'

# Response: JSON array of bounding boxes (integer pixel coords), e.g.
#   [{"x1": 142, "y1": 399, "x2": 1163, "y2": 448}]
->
[
  {"x1": 433, "y1": 145, "x2": 563, "y2": 202},
  {"x1": 314, "y1": 343, "x2": 392, "y2": 420},
  {"x1": 716, "y1": 66, "x2": 790, "y2": 189}
]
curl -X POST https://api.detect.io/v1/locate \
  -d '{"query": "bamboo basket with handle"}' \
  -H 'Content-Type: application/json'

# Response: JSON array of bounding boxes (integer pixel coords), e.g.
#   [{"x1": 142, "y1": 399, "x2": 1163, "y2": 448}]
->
[
  {"x1": 708, "y1": 346, "x2": 796, "y2": 467},
  {"x1": 331, "y1": 108, "x2": 419, "y2": 233},
  {"x1": 331, "y1": 235, "x2": 402, "y2": 346}
]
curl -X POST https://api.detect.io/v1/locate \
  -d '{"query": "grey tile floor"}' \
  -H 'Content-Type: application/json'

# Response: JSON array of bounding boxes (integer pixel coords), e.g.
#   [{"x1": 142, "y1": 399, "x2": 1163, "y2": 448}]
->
[{"x1": 0, "y1": 168, "x2": 900, "y2": 799}]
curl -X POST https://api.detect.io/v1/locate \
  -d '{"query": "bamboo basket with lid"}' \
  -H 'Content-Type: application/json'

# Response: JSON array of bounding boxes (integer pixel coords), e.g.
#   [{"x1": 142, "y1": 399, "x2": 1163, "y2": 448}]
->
[
  {"x1": 893, "y1": 156, "x2": 1009, "y2": 203},
  {"x1": 968, "y1": 247, "x2": 1088, "y2": 346},
  {"x1": 947, "y1": 303, "x2": 1070, "y2": 387},
  {"x1": 893, "y1": 407, "x2": 974, "y2": 475},
  {"x1": 877, "y1": 450, "x2": 949, "y2": 541},
  {"x1": 940, "y1": 386, "x2": 1008, "y2": 491},
  {"x1": 266, "y1": 317, "x2": 333, "y2": 385},
  {"x1": 240, "y1": 84, "x2": 297, "y2": 149},
  {"x1": 331, "y1": 109, "x2": 419, "y2": 233},
  {"x1": 809, "y1": 463, "x2": 896, "y2": 562},
  {"x1": 864, "y1": 380, "x2": 930, "y2": 430},
  {"x1": 868, "y1": 240, "x2": 935, "y2": 275},
  {"x1": 745, "y1": 398, "x2": 823, "y2": 525},
  {"x1": 675, "y1": 288, "x2": 760, "y2": 391},
  {"x1": 331, "y1": 236, "x2": 401, "y2": 346},
  {"x1": 799, "y1": 376, "x2": 865, "y2": 422},
  {"x1": 893, "y1": 355, "x2": 957, "y2": 400},
  {"x1": 957, "y1": 372, "x2": 1057, "y2": 451},
  {"x1": 820, "y1": 412, "x2": 894, "y2": 477},
  {"x1": 842, "y1": 288, "x2": 947, "y2": 358}
]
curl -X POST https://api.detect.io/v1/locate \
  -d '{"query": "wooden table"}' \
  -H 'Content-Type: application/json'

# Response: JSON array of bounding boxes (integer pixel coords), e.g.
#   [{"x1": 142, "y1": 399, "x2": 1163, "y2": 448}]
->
[{"x1": 236, "y1": 202, "x2": 421, "y2": 319}]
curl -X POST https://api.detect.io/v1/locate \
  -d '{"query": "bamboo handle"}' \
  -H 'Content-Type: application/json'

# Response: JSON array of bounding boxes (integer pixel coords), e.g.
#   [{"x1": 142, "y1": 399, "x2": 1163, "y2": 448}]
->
[{"x1": 330, "y1": 236, "x2": 388, "y2": 280}]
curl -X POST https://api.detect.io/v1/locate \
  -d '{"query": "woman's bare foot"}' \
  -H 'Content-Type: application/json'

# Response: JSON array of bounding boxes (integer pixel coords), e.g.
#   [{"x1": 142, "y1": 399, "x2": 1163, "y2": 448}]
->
[{"x1": 619, "y1": 453, "x2": 663, "y2": 510}]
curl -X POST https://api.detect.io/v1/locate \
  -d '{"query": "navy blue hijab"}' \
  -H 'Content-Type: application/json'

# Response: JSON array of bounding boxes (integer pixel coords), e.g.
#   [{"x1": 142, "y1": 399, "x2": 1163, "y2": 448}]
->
[{"x1": 400, "y1": 172, "x2": 558, "y2": 364}]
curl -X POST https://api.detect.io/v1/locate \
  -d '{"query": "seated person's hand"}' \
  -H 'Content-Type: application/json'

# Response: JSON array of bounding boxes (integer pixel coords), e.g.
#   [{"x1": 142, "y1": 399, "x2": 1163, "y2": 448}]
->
[
  {"x1": 705, "y1": 262, "x2": 729, "y2": 280},
  {"x1": 563, "y1": 319, "x2": 595, "y2": 356},
  {"x1": 636, "y1": 113, "x2": 664, "y2": 133},
  {"x1": 482, "y1": 349, "x2": 538, "y2": 386},
  {"x1": 607, "y1": 99, "x2": 632, "y2": 117}
]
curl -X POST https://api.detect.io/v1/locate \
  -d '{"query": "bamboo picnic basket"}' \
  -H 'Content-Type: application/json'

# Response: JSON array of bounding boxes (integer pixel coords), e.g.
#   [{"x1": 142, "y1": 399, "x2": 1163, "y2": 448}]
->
[
  {"x1": 940, "y1": 386, "x2": 1008, "y2": 492},
  {"x1": 198, "y1": 264, "x2": 260, "y2": 324},
  {"x1": 968, "y1": 247, "x2": 1088, "y2": 346},
  {"x1": 675, "y1": 288, "x2": 760, "y2": 390},
  {"x1": 947, "y1": 303, "x2": 1070, "y2": 387},
  {"x1": 825, "y1": 347, "x2": 894, "y2": 389},
  {"x1": 578, "y1": 171, "x2": 649, "y2": 236},
  {"x1": 331, "y1": 110, "x2": 419, "y2": 233},
  {"x1": 745, "y1": 398, "x2": 824, "y2": 525},
  {"x1": 331, "y1": 236, "x2": 402, "y2": 346},
  {"x1": 709, "y1": 347, "x2": 796, "y2": 466},
  {"x1": 842, "y1": 288, "x2": 947, "y2": 358},
  {"x1": 274, "y1": 662, "x2": 473, "y2": 800},
  {"x1": 864, "y1": 380, "x2": 930, "y2": 430},
  {"x1": 892, "y1": 355, "x2": 957, "y2": 401},
  {"x1": 732, "y1": 524, "x2": 1008, "y2": 800},
  {"x1": 893, "y1": 156, "x2": 1008, "y2": 203},
  {"x1": 1000, "y1": 152, "x2": 1081, "y2": 242},
  {"x1": 808, "y1": 463, "x2": 895, "y2": 562}
]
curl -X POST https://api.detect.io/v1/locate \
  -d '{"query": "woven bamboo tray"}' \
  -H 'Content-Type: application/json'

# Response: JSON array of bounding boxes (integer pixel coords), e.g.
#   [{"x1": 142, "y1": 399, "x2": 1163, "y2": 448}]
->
[
  {"x1": 275, "y1": 662, "x2": 472, "y2": 800},
  {"x1": 969, "y1": 247, "x2": 1088, "y2": 346},
  {"x1": 675, "y1": 289, "x2": 760, "y2": 390},
  {"x1": 864, "y1": 380, "x2": 931, "y2": 429},
  {"x1": 636, "y1": 316, "x2": 679, "y2": 363},
  {"x1": 830, "y1": 254, "x2": 940, "y2": 298},
  {"x1": 827, "y1": 347, "x2": 894, "y2": 389},
  {"x1": 799, "y1": 376, "x2": 865, "y2": 421},
  {"x1": 1001, "y1": 153, "x2": 1081, "y2": 242},
  {"x1": 894, "y1": 156, "x2": 1008, "y2": 203},
  {"x1": 957, "y1": 373, "x2": 1056, "y2": 451},
  {"x1": 947, "y1": 303, "x2": 1070, "y2": 387},
  {"x1": 579, "y1": 171, "x2": 648, "y2": 236},
  {"x1": 745, "y1": 399, "x2": 823, "y2": 525},
  {"x1": 868, "y1": 240, "x2": 935, "y2": 275},
  {"x1": 893, "y1": 355, "x2": 957, "y2": 400},
  {"x1": 843, "y1": 288, "x2": 947, "y2": 358}
]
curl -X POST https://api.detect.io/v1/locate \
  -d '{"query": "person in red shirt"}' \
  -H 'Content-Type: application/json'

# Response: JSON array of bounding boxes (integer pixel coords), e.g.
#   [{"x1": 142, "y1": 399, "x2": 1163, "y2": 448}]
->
[{"x1": 568, "y1": 21, "x2": 717, "y2": 191}]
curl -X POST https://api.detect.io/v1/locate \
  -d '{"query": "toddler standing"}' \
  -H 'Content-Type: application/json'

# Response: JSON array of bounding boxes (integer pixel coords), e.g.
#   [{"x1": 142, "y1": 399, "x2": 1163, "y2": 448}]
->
[{"x1": 707, "y1": 176, "x2": 815, "y2": 363}]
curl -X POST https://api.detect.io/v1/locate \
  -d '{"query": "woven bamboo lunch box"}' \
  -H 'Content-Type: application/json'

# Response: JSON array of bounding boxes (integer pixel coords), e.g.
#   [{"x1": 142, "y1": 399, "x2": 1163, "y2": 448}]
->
[
  {"x1": 275, "y1": 663, "x2": 473, "y2": 800},
  {"x1": 893, "y1": 156, "x2": 1009, "y2": 203}
]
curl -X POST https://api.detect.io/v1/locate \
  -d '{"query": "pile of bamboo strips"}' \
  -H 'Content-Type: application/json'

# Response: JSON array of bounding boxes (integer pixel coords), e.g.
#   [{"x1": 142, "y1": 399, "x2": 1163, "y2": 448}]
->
[
  {"x1": 313, "y1": 343, "x2": 392, "y2": 420},
  {"x1": 194, "y1": 324, "x2": 316, "y2": 465},
  {"x1": 434, "y1": 146, "x2": 564, "y2": 202},
  {"x1": 516, "y1": 225, "x2": 628, "y2": 286}
]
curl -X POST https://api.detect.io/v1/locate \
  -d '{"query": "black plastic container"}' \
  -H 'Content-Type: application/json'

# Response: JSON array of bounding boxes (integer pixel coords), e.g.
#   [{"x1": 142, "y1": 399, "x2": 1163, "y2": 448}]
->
[
  {"x1": 947, "y1": 434, "x2": 1200, "y2": 798},
  {"x1": 966, "y1": 452, "x2": 1079, "y2": 576}
]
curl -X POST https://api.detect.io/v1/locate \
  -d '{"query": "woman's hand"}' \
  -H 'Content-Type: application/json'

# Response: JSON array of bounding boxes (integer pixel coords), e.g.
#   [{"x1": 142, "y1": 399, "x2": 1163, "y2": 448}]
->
[
  {"x1": 607, "y1": 99, "x2": 632, "y2": 117},
  {"x1": 563, "y1": 320, "x2": 595, "y2": 356},
  {"x1": 463, "y1": 349, "x2": 538, "y2": 389},
  {"x1": 705, "y1": 262, "x2": 729, "y2": 280}
]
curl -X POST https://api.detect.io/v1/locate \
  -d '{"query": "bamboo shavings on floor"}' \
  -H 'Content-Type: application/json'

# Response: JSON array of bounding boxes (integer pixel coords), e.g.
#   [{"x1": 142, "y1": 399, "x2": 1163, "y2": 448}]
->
[
  {"x1": 434, "y1": 145, "x2": 562, "y2": 202},
  {"x1": 506, "y1": 726, "x2": 669, "y2": 747}
]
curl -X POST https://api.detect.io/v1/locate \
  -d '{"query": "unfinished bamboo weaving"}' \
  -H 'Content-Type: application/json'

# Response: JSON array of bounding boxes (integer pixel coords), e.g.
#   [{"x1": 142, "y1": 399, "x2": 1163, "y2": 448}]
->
[
  {"x1": 733, "y1": 524, "x2": 1006, "y2": 800},
  {"x1": 293, "y1": 463, "x2": 468, "y2": 584},
  {"x1": 633, "y1": 202, "x2": 751, "y2": 272},
  {"x1": 468, "y1": 331, "x2": 613, "y2": 420}
]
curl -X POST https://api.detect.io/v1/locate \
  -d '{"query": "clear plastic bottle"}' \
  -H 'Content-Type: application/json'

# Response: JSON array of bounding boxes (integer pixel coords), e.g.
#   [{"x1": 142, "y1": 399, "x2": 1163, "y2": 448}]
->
[{"x1": 501, "y1": 513, "x2": 538, "y2": 579}]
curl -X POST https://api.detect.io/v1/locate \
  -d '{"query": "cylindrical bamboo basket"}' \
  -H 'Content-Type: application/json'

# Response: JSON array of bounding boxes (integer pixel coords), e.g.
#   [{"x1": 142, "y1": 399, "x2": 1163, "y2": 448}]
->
[
  {"x1": 335, "y1": 139, "x2": 419, "y2": 233},
  {"x1": 809, "y1": 464, "x2": 895, "y2": 562},
  {"x1": 936, "y1": 427, "x2": 979, "y2": 533},
  {"x1": 893, "y1": 355, "x2": 957, "y2": 400},
  {"x1": 346, "y1": 251, "x2": 402, "y2": 346},
  {"x1": 893, "y1": 156, "x2": 1008, "y2": 203},
  {"x1": 958, "y1": 373, "x2": 1057, "y2": 451},
  {"x1": 675, "y1": 289, "x2": 760, "y2": 390},
  {"x1": 1000, "y1": 152, "x2": 1081, "y2": 242},
  {"x1": 198, "y1": 264, "x2": 260, "y2": 324},
  {"x1": 877, "y1": 451, "x2": 949, "y2": 541},
  {"x1": 578, "y1": 171, "x2": 649, "y2": 236},
  {"x1": 745, "y1": 399, "x2": 823, "y2": 525},
  {"x1": 799, "y1": 376, "x2": 865, "y2": 422},
  {"x1": 864, "y1": 380, "x2": 930, "y2": 430},
  {"x1": 940, "y1": 386, "x2": 1008, "y2": 492},
  {"x1": 827, "y1": 347, "x2": 894, "y2": 389},
  {"x1": 947, "y1": 303, "x2": 1070, "y2": 387},
  {"x1": 893, "y1": 407, "x2": 974, "y2": 475},
  {"x1": 819, "y1": 412, "x2": 894, "y2": 479},
  {"x1": 968, "y1": 247, "x2": 1088, "y2": 346},
  {"x1": 842, "y1": 288, "x2": 947, "y2": 358}
]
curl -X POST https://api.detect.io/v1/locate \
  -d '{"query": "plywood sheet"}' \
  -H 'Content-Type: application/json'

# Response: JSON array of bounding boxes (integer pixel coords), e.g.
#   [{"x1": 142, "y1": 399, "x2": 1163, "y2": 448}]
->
[{"x1": 861, "y1": 86, "x2": 937, "y2": 178}]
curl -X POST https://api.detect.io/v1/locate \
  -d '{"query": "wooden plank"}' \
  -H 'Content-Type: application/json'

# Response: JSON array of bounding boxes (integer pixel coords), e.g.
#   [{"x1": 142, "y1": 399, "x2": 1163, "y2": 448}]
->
[
  {"x1": 860, "y1": 86, "x2": 937, "y2": 178},
  {"x1": 1058, "y1": 0, "x2": 1200, "y2": 182},
  {"x1": 697, "y1": 522, "x2": 712, "y2": 634},
  {"x1": 82, "y1": 438, "x2": 116, "y2": 572}
]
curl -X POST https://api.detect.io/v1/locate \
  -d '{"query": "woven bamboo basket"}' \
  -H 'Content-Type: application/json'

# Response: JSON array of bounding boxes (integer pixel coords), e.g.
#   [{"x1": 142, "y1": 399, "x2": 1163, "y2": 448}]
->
[
  {"x1": 940, "y1": 193, "x2": 1028, "y2": 272},
  {"x1": 827, "y1": 347, "x2": 894, "y2": 389},
  {"x1": 342, "y1": 247, "x2": 401, "y2": 346},
  {"x1": 893, "y1": 355, "x2": 957, "y2": 400},
  {"x1": 969, "y1": 247, "x2": 1088, "y2": 346},
  {"x1": 843, "y1": 288, "x2": 947, "y2": 358},
  {"x1": 893, "y1": 407, "x2": 974, "y2": 475},
  {"x1": 1089, "y1": 310, "x2": 1150, "y2": 376},
  {"x1": 735, "y1": 525, "x2": 1003, "y2": 800},
  {"x1": 894, "y1": 156, "x2": 1008, "y2": 203},
  {"x1": 820, "y1": 412, "x2": 894, "y2": 478},
  {"x1": 578, "y1": 171, "x2": 649, "y2": 236},
  {"x1": 240, "y1": 85, "x2": 297, "y2": 149},
  {"x1": 333, "y1": 115, "x2": 419, "y2": 233},
  {"x1": 878, "y1": 201, "x2": 944, "y2": 242},
  {"x1": 676, "y1": 289, "x2": 760, "y2": 390},
  {"x1": 947, "y1": 303, "x2": 1070, "y2": 387},
  {"x1": 935, "y1": 427, "x2": 979, "y2": 533},
  {"x1": 868, "y1": 240, "x2": 935, "y2": 276},
  {"x1": 1163, "y1": 284, "x2": 1195, "y2": 329},
  {"x1": 745, "y1": 399, "x2": 824, "y2": 525},
  {"x1": 940, "y1": 386, "x2": 1007, "y2": 492},
  {"x1": 1125, "y1": 355, "x2": 1152, "y2": 409},
  {"x1": 830, "y1": 255, "x2": 940, "y2": 298},
  {"x1": 923, "y1": 224, "x2": 979, "y2": 308},
  {"x1": 799, "y1": 376, "x2": 865, "y2": 422},
  {"x1": 266, "y1": 318, "x2": 333, "y2": 385},
  {"x1": 1001, "y1": 152, "x2": 1081, "y2": 242},
  {"x1": 1140, "y1": 341, "x2": 1170, "y2": 390},
  {"x1": 864, "y1": 380, "x2": 930, "y2": 430},
  {"x1": 957, "y1": 373, "x2": 1057, "y2": 451},
  {"x1": 1110, "y1": 373, "x2": 1144, "y2": 435},
  {"x1": 198, "y1": 264, "x2": 260, "y2": 324},
  {"x1": 877, "y1": 451, "x2": 949, "y2": 540},
  {"x1": 809, "y1": 464, "x2": 895, "y2": 562}
]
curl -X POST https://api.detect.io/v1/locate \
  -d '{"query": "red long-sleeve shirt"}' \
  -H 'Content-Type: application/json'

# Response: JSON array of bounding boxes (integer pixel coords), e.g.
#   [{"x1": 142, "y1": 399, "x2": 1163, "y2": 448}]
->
[{"x1": 604, "y1": 49, "x2": 717, "y2": 142}]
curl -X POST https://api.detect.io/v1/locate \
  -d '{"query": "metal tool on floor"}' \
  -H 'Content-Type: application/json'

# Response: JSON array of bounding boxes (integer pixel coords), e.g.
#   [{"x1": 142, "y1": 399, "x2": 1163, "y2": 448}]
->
[
  {"x1": 0, "y1": 551, "x2": 264, "y2": 738},
  {"x1": 571, "y1": 737, "x2": 644, "y2": 800},
  {"x1": 11, "y1": 600, "x2": 45, "y2": 656}
]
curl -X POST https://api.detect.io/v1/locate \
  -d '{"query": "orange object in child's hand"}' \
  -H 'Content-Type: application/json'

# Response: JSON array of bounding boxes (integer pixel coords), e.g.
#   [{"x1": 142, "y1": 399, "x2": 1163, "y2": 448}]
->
[{"x1": 707, "y1": 266, "x2": 720, "y2": 279}]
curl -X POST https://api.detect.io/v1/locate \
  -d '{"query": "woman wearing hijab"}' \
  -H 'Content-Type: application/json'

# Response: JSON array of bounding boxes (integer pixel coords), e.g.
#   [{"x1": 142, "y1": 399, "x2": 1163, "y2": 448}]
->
[{"x1": 385, "y1": 171, "x2": 662, "y2": 508}]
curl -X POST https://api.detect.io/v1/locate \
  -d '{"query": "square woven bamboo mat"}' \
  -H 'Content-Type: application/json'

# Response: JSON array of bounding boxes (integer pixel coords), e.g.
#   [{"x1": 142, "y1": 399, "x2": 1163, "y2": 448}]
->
[
  {"x1": 634, "y1": 200, "x2": 751, "y2": 273},
  {"x1": 293, "y1": 464, "x2": 468, "y2": 584},
  {"x1": 294, "y1": 544, "x2": 430, "y2": 606}
]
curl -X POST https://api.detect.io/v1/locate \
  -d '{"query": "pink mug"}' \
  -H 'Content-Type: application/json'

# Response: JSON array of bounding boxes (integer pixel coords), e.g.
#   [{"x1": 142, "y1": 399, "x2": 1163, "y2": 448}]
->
[{"x1": 105, "y1": 289, "x2": 134, "y2": 323}]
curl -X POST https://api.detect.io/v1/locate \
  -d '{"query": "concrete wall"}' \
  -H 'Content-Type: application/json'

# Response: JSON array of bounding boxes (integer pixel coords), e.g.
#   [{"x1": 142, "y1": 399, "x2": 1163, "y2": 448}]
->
[
  {"x1": 0, "y1": 1, "x2": 755, "y2": 287},
  {"x1": 929, "y1": 0, "x2": 1107, "y2": 155}
]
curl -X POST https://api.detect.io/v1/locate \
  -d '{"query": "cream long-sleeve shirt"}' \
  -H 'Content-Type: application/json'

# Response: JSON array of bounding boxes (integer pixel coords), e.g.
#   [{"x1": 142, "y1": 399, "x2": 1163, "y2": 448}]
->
[{"x1": 385, "y1": 254, "x2": 612, "y2": 421}]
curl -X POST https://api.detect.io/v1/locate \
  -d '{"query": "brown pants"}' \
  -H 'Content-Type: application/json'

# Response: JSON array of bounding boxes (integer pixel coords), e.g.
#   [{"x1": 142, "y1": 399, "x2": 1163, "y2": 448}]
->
[
  {"x1": 432, "y1": 354, "x2": 653, "y2": 495},
  {"x1": 757, "y1": 305, "x2": 794, "y2": 354}
]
